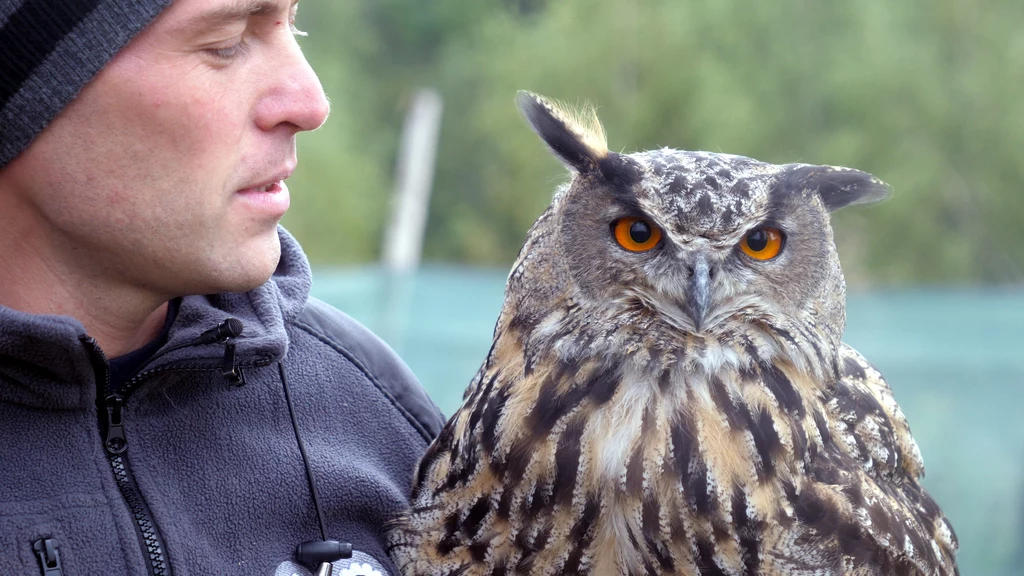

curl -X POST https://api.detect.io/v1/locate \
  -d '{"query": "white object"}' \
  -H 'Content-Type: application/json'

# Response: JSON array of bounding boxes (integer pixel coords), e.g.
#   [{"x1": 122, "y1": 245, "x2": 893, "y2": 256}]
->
[{"x1": 382, "y1": 88, "x2": 444, "y2": 272}]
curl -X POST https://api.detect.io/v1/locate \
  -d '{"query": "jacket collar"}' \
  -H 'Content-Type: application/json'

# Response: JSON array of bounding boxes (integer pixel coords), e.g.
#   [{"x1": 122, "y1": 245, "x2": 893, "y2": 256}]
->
[{"x1": 0, "y1": 227, "x2": 312, "y2": 408}]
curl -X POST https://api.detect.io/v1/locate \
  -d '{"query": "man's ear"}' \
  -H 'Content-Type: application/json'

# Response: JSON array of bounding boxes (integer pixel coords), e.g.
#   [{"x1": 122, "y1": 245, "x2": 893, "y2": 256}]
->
[
  {"x1": 516, "y1": 90, "x2": 609, "y2": 174},
  {"x1": 782, "y1": 164, "x2": 893, "y2": 211}
]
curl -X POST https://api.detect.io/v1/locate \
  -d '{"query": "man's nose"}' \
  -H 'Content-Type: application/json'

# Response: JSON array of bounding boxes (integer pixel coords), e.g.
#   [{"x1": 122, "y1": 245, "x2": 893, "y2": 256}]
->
[{"x1": 256, "y1": 39, "x2": 330, "y2": 133}]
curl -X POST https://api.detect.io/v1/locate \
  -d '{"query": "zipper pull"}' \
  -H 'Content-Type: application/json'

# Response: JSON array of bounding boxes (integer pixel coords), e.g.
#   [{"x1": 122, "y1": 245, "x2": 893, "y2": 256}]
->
[
  {"x1": 32, "y1": 538, "x2": 64, "y2": 576},
  {"x1": 104, "y1": 395, "x2": 127, "y2": 454}
]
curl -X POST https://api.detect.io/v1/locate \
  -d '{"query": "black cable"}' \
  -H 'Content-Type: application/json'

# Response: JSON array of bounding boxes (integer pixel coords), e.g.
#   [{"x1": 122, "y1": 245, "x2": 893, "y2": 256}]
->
[{"x1": 278, "y1": 361, "x2": 329, "y2": 541}]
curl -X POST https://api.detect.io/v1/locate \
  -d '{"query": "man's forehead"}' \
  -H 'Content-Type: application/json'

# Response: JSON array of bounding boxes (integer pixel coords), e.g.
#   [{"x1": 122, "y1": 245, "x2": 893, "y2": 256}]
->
[{"x1": 163, "y1": 0, "x2": 297, "y2": 33}]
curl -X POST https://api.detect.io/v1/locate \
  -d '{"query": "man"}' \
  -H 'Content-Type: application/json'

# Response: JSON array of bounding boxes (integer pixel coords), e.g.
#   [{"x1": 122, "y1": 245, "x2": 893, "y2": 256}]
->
[{"x1": 0, "y1": 1, "x2": 444, "y2": 574}]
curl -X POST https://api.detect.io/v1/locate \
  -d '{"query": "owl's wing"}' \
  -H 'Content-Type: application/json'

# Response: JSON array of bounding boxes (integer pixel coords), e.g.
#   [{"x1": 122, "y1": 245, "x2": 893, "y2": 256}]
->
[
  {"x1": 387, "y1": 350, "x2": 536, "y2": 576},
  {"x1": 389, "y1": 328, "x2": 621, "y2": 576},
  {"x1": 832, "y1": 344, "x2": 926, "y2": 480},
  {"x1": 815, "y1": 344, "x2": 959, "y2": 575}
]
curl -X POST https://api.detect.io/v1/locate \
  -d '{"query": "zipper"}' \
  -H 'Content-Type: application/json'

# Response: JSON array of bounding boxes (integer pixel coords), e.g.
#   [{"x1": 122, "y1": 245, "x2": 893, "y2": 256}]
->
[
  {"x1": 82, "y1": 319, "x2": 259, "y2": 576},
  {"x1": 84, "y1": 338, "x2": 172, "y2": 576},
  {"x1": 107, "y1": 443, "x2": 170, "y2": 576}
]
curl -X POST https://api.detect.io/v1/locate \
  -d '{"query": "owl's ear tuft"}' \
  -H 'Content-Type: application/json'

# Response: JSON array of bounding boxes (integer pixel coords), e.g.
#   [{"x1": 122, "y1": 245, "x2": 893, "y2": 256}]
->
[
  {"x1": 784, "y1": 164, "x2": 893, "y2": 212},
  {"x1": 516, "y1": 90, "x2": 609, "y2": 173}
]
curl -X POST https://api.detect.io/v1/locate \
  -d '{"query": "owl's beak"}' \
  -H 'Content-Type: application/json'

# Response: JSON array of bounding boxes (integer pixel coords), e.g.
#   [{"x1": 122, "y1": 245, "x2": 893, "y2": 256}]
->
[{"x1": 686, "y1": 255, "x2": 713, "y2": 332}]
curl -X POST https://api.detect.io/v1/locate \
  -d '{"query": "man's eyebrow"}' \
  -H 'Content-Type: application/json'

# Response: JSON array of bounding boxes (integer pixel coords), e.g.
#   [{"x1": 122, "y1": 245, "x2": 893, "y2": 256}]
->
[{"x1": 178, "y1": 0, "x2": 295, "y2": 32}]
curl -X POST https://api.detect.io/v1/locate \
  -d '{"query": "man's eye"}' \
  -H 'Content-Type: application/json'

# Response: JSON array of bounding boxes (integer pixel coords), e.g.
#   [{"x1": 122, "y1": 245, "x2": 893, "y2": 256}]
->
[{"x1": 207, "y1": 40, "x2": 249, "y2": 60}]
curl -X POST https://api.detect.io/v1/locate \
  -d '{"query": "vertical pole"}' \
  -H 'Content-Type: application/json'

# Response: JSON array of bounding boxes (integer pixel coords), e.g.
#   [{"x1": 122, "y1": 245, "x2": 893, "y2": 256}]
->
[
  {"x1": 380, "y1": 88, "x2": 444, "y2": 351},
  {"x1": 383, "y1": 88, "x2": 445, "y2": 272}
]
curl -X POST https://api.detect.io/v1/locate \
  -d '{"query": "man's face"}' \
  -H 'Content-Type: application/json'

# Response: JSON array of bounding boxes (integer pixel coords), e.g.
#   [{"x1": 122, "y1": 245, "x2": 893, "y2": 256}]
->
[{"x1": 1, "y1": 0, "x2": 329, "y2": 297}]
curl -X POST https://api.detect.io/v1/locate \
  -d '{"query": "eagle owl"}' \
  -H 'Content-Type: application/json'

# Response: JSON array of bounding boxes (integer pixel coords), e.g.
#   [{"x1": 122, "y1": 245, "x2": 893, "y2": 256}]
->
[{"x1": 387, "y1": 92, "x2": 959, "y2": 575}]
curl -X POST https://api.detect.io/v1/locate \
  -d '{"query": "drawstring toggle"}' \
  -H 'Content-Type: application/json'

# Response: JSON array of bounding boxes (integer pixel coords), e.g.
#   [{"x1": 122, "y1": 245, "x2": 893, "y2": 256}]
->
[{"x1": 296, "y1": 540, "x2": 352, "y2": 576}]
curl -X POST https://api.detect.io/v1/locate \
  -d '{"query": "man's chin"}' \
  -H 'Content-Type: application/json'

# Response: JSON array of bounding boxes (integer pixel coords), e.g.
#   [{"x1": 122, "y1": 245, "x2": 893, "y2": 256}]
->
[
  {"x1": 219, "y1": 272, "x2": 276, "y2": 295},
  {"x1": 199, "y1": 235, "x2": 282, "y2": 295}
]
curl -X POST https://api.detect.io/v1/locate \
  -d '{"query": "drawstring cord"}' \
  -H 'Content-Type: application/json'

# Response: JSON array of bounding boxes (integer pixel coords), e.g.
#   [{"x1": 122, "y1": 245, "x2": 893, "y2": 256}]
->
[
  {"x1": 141, "y1": 317, "x2": 350, "y2": 571},
  {"x1": 278, "y1": 362, "x2": 352, "y2": 572},
  {"x1": 203, "y1": 321, "x2": 349, "y2": 567},
  {"x1": 279, "y1": 361, "x2": 329, "y2": 540}
]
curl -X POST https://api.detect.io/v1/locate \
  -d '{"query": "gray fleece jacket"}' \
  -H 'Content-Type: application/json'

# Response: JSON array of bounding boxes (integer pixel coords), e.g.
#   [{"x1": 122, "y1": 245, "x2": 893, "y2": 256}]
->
[{"x1": 0, "y1": 228, "x2": 445, "y2": 576}]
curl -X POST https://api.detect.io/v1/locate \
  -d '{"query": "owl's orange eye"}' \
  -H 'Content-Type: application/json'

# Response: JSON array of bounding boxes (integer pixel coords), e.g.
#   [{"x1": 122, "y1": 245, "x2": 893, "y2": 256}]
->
[
  {"x1": 613, "y1": 217, "x2": 662, "y2": 252},
  {"x1": 740, "y1": 227, "x2": 784, "y2": 260}
]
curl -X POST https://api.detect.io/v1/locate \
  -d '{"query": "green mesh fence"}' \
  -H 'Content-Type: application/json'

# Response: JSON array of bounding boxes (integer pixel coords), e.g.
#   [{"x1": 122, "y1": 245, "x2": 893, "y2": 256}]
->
[{"x1": 311, "y1": 266, "x2": 1024, "y2": 575}]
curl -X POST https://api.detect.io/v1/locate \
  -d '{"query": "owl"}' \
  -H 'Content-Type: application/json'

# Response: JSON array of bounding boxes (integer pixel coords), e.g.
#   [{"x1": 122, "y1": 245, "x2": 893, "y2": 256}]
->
[{"x1": 386, "y1": 92, "x2": 959, "y2": 576}]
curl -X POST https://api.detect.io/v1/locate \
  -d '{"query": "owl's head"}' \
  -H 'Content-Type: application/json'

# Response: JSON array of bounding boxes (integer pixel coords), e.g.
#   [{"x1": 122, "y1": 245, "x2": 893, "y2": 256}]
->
[{"x1": 512, "y1": 91, "x2": 890, "y2": 374}]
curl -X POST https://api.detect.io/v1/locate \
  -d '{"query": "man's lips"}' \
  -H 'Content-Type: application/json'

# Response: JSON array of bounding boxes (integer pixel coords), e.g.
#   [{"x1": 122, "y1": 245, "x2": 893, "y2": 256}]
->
[
  {"x1": 237, "y1": 167, "x2": 294, "y2": 193},
  {"x1": 238, "y1": 180, "x2": 285, "y2": 194},
  {"x1": 236, "y1": 169, "x2": 293, "y2": 216}
]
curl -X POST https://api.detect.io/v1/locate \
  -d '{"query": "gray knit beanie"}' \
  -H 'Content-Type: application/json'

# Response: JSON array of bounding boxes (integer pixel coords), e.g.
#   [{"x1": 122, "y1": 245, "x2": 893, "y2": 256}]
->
[{"x1": 0, "y1": 0, "x2": 172, "y2": 169}]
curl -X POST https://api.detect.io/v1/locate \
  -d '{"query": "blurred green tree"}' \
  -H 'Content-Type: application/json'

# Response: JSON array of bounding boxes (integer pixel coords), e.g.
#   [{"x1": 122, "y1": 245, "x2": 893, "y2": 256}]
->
[{"x1": 287, "y1": 0, "x2": 1024, "y2": 284}]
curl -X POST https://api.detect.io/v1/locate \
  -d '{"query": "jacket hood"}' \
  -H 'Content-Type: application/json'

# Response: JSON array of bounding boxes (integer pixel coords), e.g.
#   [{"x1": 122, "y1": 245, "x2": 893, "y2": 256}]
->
[{"x1": 0, "y1": 227, "x2": 312, "y2": 408}]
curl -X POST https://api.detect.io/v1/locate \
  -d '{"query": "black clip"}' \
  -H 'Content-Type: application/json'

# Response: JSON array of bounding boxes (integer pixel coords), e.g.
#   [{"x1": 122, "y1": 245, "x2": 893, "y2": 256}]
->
[{"x1": 222, "y1": 342, "x2": 245, "y2": 387}]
